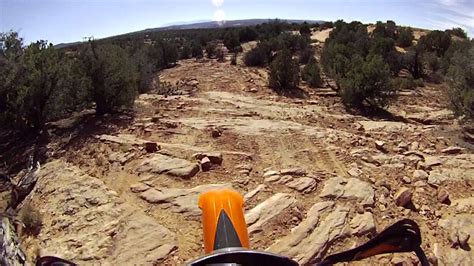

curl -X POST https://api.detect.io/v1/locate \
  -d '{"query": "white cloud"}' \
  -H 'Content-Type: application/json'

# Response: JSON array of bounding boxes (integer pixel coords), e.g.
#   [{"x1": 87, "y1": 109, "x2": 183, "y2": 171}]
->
[
  {"x1": 212, "y1": 0, "x2": 224, "y2": 7},
  {"x1": 213, "y1": 9, "x2": 226, "y2": 22}
]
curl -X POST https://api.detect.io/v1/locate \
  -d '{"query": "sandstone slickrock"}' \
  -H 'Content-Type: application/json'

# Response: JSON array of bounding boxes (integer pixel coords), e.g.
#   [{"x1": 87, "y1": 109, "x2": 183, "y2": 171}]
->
[
  {"x1": 350, "y1": 212, "x2": 376, "y2": 236},
  {"x1": 29, "y1": 160, "x2": 177, "y2": 264},
  {"x1": 286, "y1": 177, "x2": 317, "y2": 193},
  {"x1": 245, "y1": 193, "x2": 296, "y2": 235},
  {"x1": 263, "y1": 170, "x2": 279, "y2": 177},
  {"x1": 427, "y1": 155, "x2": 474, "y2": 185},
  {"x1": 138, "y1": 183, "x2": 231, "y2": 217},
  {"x1": 433, "y1": 242, "x2": 474, "y2": 266},
  {"x1": 267, "y1": 202, "x2": 350, "y2": 264},
  {"x1": 395, "y1": 187, "x2": 413, "y2": 207},
  {"x1": 319, "y1": 176, "x2": 375, "y2": 207},
  {"x1": 347, "y1": 167, "x2": 363, "y2": 177},
  {"x1": 243, "y1": 184, "x2": 266, "y2": 202},
  {"x1": 451, "y1": 197, "x2": 474, "y2": 212},
  {"x1": 130, "y1": 183, "x2": 150, "y2": 193},
  {"x1": 137, "y1": 154, "x2": 200, "y2": 179}
]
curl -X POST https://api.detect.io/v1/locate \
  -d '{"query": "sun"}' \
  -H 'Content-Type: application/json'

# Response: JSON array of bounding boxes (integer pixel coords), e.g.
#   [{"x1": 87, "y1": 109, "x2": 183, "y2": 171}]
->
[{"x1": 213, "y1": 9, "x2": 226, "y2": 22}]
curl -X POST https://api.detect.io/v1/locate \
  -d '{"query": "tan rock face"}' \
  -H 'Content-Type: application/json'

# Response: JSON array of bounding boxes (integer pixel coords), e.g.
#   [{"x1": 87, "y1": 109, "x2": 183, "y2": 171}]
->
[
  {"x1": 137, "y1": 154, "x2": 200, "y2": 179},
  {"x1": 267, "y1": 202, "x2": 349, "y2": 264},
  {"x1": 137, "y1": 183, "x2": 232, "y2": 217},
  {"x1": 28, "y1": 160, "x2": 177, "y2": 264},
  {"x1": 319, "y1": 176, "x2": 375, "y2": 207},
  {"x1": 245, "y1": 193, "x2": 297, "y2": 235}
]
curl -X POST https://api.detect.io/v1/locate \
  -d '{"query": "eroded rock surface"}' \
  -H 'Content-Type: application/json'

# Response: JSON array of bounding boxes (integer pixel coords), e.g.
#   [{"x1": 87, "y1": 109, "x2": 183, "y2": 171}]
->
[
  {"x1": 28, "y1": 160, "x2": 177, "y2": 264},
  {"x1": 319, "y1": 176, "x2": 375, "y2": 207}
]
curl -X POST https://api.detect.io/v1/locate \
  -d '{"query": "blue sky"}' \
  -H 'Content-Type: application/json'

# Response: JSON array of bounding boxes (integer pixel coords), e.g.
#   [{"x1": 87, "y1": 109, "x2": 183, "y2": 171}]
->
[{"x1": 1, "y1": 0, "x2": 473, "y2": 44}]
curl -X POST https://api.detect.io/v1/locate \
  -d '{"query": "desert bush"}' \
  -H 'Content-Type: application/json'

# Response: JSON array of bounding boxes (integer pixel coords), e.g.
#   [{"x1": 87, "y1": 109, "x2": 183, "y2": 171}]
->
[
  {"x1": 80, "y1": 41, "x2": 137, "y2": 115},
  {"x1": 397, "y1": 27, "x2": 414, "y2": 48},
  {"x1": 230, "y1": 53, "x2": 237, "y2": 65},
  {"x1": 216, "y1": 48, "x2": 225, "y2": 62},
  {"x1": 243, "y1": 45, "x2": 267, "y2": 66},
  {"x1": 20, "y1": 202, "x2": 43, "y2": 236},
  {"x1": 191, "y1": 40, "x2": 203, "y2": 58},
  {"x1": 179, "y1": 42, "x2": 192, "y2": 59},
  {"x1": 418, "y1": 30, "x2": 451, "y2": 57},
  {"x1": 223, "y1": 31, "x2": 241, "y2": 52},
  {"x1": 205, "y1": 42, "x2": 217, "y2": 58},
  {"x1": 446, "y1": 45, "x2": 474, "y2": 120},
  {"x1": 298, "y1": 48, "x2": 314, "y2": 64},
  {"x1": 238, "y1": 27, "x2": 258, "y2": 42},
  {"x1": 299, "y1": 22, "x2": 311, "y2": 36},
  {"x1": 414, "y1": 78, "x2": 425, "y2": 87},
  {"x1": 393, "y1": 77, "x2": 415, "y2": 90},
  {"x1": 339, "y1": 54, "x2": 395, "y2": 109},
  {"x1": 269, "y1": 49, "x2": 300, "y2": 91},
  {"x1": 446, "y1": 27, "x2": 468, "y2": 39},
  {"x1": 402, "y1": 47, "x2": 424, "y2": 79},
  {"x1": 302, "y1": 58, "x2": 322, "y2": 88}
]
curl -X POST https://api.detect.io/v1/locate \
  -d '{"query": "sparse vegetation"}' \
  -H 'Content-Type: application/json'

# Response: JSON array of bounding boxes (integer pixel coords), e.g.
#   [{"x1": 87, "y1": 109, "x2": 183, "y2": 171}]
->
[
  {"x1": 20, "y1": 202, "x2": 43, "y2": 236},
  {"x1": 397, "y1": 27, "x2": 414, "y2": 48},
  {"x1": 302, "y1": 58, "x2": 322, "y2": 88},
  {"x1": 80, "y1": 41, "x2": 137, "y2": 115},
  {"x1": 205, "y1": 41, "x2": 217, "y2": 59},
  {"x1": 243, "y1": 45, "x2": 268, "y2": 66},
  {"x1": 446, "y1": 43, "x2": 474, "y2": 121},
  {"x1": 269, "y1": 48, "x2": 300, "y2": 91},
  {"x1": 298, "y1": 48, "x2": 314, "y2": 64},
  {"x1": 339, "y1": 54, "x2": 395, "y2": 109}
]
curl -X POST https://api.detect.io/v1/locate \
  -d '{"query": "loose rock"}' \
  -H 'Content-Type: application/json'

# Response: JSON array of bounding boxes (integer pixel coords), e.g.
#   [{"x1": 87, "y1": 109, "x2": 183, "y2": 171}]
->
[
  {"x1": 441, "y1": 146, "x2": 463, "y2": 155},
  {"x1": 200, "y1": 157, "x2": 212, "y2": 171},
  {"x1": 287, "y1": 177, "x2": 317, "y2": 193},
  {"x1": 437, "y1": 189, "x2": 450, "y2": 204},
  {"x1": 137, "y1": 154, "x2": 200, "y2": 179},
  {"x1": 280, "y1": 168, "x2": 307, "y2": 176},
  {"x1": 395, "y1": 187, "x2": 412, "y2": 207},
  {"x1": 144, "y1": 142, "x2": 159, "y2": 153},
  {"x1": 413, "y1": 170, "x2": 428, "y2": 180},
  {"x1": 350, "y1": 212, "x2": 376, "y2": 236}
]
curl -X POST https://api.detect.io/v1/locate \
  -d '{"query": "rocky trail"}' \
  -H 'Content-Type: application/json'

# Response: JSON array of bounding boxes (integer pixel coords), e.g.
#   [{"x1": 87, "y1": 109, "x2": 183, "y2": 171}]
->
[{"x1": 5, "y1": 56, "x2": 474, "y2": 265}]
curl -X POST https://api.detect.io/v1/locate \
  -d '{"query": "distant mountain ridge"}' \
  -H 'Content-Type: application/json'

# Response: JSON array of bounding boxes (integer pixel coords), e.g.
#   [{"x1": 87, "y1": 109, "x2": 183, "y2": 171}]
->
[{"x1": 54, "y1": 18, "x2": 324, "y2": 49}]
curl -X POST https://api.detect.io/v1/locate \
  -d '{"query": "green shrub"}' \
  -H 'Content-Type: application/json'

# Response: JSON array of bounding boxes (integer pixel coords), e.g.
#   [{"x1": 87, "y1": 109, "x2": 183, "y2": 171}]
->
[
  {"x1": 243, "y1": 46, "x2": 267, "y2": 66},
  {"x1": 446, "y1": 27, "x2": 468, "y2": 39},
  {"x1": 397, "y1": 27, "x2": 414, "y2": 48},
  {"x1": 230, "y1": 53, "x2": 237, "y2": 65},
  {"x1": 414, "y1": 78, "x2": 425, "y2": 87},
  {"x1": 302, "y1": 58, "x2": 322, "y2": 88},
  {"x1": 446, "y1": 45, "x2": 474, "y2": 120},
  {"x1": 216, "y1": 48, "x2": 225, "y2": 62},
  {"x1": 299, "y1": 22, "x2": 311, "y2": 36},
  {"x1": 191, "y1": 40, "x2": 203, "y2": 58},
  {"x1": 339, "y1": 54, "x2": 395, "y2": 109},
  {"x1": 80, "y1": 41, "x2": 137, "y2": 115},
  {"x1": 269, "y1": 49, "x2": 300, "y2": 91},
  {"x1": 179, "y1": 42, "x2": 192, "y2": 59},
  {"x1": 393, "y1": 77, "x2": 415, "y2": 90},
  {"x1": 299, "y1": 48, "x2": 314, "y2": 64},
  {"x1": 205, "y1": 42, "x2": 217, "y2": 58}
]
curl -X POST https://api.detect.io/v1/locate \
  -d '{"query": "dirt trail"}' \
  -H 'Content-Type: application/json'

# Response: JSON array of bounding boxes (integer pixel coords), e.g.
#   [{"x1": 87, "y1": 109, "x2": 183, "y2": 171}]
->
[{"x1": 13, "y1": 55, "x2": 474, "y2": 265}]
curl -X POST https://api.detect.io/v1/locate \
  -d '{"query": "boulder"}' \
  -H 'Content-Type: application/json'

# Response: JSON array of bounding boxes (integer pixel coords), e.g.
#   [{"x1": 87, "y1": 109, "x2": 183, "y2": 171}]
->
[
  {"x1": 320, "y1": 176, "x2": 375, "y2": 207},
  {"x1": 395, "y1": 187, "x2": 412, "y2": 207},
  {"x1": 139, "y1": 183, "x2": 232, "y2": 217},
  {"x1": 413, "y1": 170, "x2": 429, "y2": 180},
  {"x1": 245, "y1": 193, "x2": 296, "y2": 235},
  {"x1": 375, "y1": 140, "x2": 386, "y2": 151},
  {"x1": 441, "y1": 146, "x2": 463, "y2": 155},
  {"x1": 137, "y1": 154, "x2": 200, "y2": 179},
  {"x1": 437, "y1": 189, "x2": 450, "y2": 204},
  {"x1": 192, "y1": 152, "x2": 223, "y2": 165},
  {"x1": 144, "y1": 142, "x2": 159, "y2": 153},
  {"x1": 200, "y1": 157, "x2": 212, "y2": 171}
]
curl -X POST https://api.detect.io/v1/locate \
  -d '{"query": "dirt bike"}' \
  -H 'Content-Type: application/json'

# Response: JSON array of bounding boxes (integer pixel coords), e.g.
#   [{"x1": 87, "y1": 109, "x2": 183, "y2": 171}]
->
[{"x1": 36, "y1": 188, "x2": 429, "y2": 266}]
